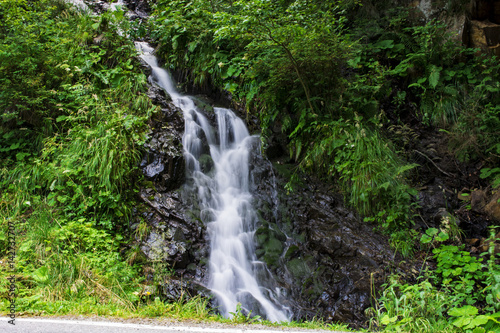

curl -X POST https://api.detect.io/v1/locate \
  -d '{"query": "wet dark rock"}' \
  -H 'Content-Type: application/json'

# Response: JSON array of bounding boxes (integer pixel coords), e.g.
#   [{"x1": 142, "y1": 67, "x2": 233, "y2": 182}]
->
[
  {"x1": 138, "y1": 190, "x2": 199, "y2": 267},
  {"x1": 191, "y1": 96, "x2": 215, "y2": 117},
  {"x1": 159, "y1": 277, "x2": 211, "y2": 302},
  {"x1": 134, "y1": 62, "x2": 210, "y2": 305},
  {"x1": 136, "y1": 180, "x2": 209, "y2": 297},
  {"x1": 85, "y1": 0, "x2": 108, "y2": 13},
  {"x1": 198, "y1": 154, "x2": 214, "y2": 173},
  {"x1": 141, "y1": 85, "x2": 185, "y2": 190},
  {"x1": 246, "y1": 144, "x2": 392, "y2": 327},
  {"x1": 147, "y1": 84, "x2": 172, "y2": 109},
  {"x1": 125, "y1": 0, "x2": 150, "y2": 17}
]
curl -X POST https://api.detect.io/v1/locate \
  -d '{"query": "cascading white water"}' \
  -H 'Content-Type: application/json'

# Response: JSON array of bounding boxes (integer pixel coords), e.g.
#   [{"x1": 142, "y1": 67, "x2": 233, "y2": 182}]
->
[{"x1": 136, "y1": 42, "x2": 290, "y2": 322}]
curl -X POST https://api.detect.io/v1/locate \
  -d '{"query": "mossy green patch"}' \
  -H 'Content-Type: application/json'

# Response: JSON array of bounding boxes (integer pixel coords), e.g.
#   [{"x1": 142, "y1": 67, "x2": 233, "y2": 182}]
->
[{"x1": 286, "y1": 258, "x2": 311, "y2": 281}]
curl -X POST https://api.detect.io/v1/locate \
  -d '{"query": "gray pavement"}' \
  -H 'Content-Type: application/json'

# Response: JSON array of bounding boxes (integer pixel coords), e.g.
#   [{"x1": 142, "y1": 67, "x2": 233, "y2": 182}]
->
[{"x1": 0, "y1": 318, "x2": 354, "y2": 333}]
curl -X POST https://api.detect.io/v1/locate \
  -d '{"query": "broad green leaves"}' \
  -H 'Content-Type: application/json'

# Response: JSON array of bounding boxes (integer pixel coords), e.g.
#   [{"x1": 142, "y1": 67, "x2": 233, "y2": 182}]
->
[
  {"x1": 420, "y1": 227, "x2": 449, "y2": 244},
  {"x1": 448, "y1": 306, "x2": 499, "y2": 333}
]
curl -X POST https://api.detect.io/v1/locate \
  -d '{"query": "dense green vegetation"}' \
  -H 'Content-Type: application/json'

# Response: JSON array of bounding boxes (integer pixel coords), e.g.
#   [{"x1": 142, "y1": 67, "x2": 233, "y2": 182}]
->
[
  {"x1": 0, "y1": 0, "x2": 156, "y2": 319},
  {"x1": 0, "y1": 1, "x2": 359, "y2": 330},
  {"x1": 368, "y1": 226, "x2": 500, "y2": 332},
  {"x1": 148, "y1": 0, "x2": 500, "y2": 246},
  {"x1": 1, "y1": 0, "x2": 500, "y2": 331}
]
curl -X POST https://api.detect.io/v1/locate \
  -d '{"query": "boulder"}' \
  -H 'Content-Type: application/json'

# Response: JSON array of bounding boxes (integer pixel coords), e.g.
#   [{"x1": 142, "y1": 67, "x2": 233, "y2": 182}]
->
[
  {"x1": 469, "y1": 19, "x2": 500, "y2": 54},
  {"x1": 484, "y1": 191, "x2": 500, "y2": 222}
]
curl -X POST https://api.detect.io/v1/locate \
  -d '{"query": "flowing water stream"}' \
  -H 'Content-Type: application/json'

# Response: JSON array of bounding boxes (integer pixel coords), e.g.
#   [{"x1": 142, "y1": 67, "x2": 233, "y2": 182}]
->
[{"x1": 135, "y1": 42, "x2": 290, "y2": 322}]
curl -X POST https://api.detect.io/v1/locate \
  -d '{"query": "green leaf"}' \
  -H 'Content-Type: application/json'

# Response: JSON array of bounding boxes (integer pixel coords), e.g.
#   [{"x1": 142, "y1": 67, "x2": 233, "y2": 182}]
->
[
  {"x1": 436, "y1": 231, "x2": 449, "y2": 242},
  {"x1": 373, "y1": 39, "x2": 394, "y2": 50},
  {"x1": 227, "y1": 66, "x2": 238, "y2": 77},
  {"x1": 421, "y1": 233, "x2": 433, "y2": 244},
  {"x1": 111, "y1": 74, "x2": 124, "y2": 88},
  {"x1": 480, "y1": 168, "x2": 500, "y2": 179},
  {"x1": 468, "y1": 315, "x2": 490, "y2": 328},
  {"x1": 32, "y1": 266, "x2": 49, "y2": 283},
  {"x1": 380, "y1": 314, "x2": 398, "y2": 325},
  {"x1": 429, "y1": 65, "x2": 441, "y2": 88},
  {"x1": 451, "y1": 316, "x2": 472, "y2": 328},
  {"x1": 9, "y1": 142, "x2": 20, "y2": 150},
  {"x1": 224, "y1": 82, "x2": 238, "y2": 93},
  {"x1": 347, "y1": 56, "x2": 361, "y2": 68},
  {"x1": 16, "y1": 152, "x2": 30, "y2": 161},
  {"x1": 426, "y1": 228, "x2": 439, "y2": 236},
  {"x1": 449, "y1": 305, "x2": 479, "y2": 317},
  {"x1": 379, "y1": 182, "x2": 390, "y2": 190},
  {"x1": 188, "y1": 41, "x2": 197, "y2": 52},
  {"x1": 113, "y1": 9, "x2": 124, "y2": 21},
  {"x1": 396, "y1": 163, "x2": 418, "y2": 175}
]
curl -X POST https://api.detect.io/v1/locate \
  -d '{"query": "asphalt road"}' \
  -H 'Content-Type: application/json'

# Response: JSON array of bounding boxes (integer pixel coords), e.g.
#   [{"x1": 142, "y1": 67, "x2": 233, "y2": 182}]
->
[{"x1": 0, "y1": 318, "x2": 354, "y2": 333}]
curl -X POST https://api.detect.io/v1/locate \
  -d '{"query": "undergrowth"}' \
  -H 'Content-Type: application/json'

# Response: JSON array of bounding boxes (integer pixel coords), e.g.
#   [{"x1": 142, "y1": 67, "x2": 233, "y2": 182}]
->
[
  {"x1": 369, "y1": 227, "x2": 500, "y2": 333},
  {"x1": 0, "y1": 0, "x2": 155, "y2": 317},
  {"x1": 2, "y1": 0, "x2": 500, "y2": 332}
]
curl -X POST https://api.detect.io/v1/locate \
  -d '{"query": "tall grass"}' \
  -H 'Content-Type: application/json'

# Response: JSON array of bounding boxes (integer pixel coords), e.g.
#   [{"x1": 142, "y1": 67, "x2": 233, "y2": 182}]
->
[
  {"x1": 0, "y1": 0, "x2": 154, "y2": 320},
  {"x1": 299, "y1": 117, "x2": 417, "y2": 233}
]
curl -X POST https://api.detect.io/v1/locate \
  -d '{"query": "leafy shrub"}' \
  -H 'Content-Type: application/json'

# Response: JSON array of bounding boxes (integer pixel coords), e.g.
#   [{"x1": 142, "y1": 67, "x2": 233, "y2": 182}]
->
[
  {"x1": 372, "y1": 227, "x2": 500, "y2": 333},
  {"x1": 432, "y1": 245, "x2": 485, "y2": 306},
  {"x1": 1, "y1": 0, "x2": 156, "y2": 228},
  {"x1": 0, "y1": 0, "x2": 151, "y2": 315},
  {"x1": 369, "y1": 276, "x2": 455, "y2": 332},
  {"x1": 298, "y1": 117, "x2": 417, "y2": 233},
  {"x1": 149, "y1": 0, "x2": 419, "y2": 238}
]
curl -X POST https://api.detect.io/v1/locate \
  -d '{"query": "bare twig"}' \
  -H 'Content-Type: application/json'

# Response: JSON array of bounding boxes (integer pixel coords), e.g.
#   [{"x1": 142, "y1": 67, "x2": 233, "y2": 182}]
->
[{"x1": 414, "y1": 150, "x2": 454, "y2": 178}]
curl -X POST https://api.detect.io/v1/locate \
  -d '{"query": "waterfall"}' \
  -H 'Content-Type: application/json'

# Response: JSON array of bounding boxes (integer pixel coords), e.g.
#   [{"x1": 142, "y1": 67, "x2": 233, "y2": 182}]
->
[{"x1": 136, "y1": 42, "x2": 290, "y2": 322}]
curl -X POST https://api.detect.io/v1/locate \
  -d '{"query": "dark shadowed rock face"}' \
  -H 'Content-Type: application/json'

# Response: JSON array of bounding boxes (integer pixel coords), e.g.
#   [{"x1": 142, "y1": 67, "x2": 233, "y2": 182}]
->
[
  {"x1": 136, "y1": 84, "x2": 392, "y2": 327},
  {"x1": 135, "y1": 79, "x2": 210, "y2": 300},
  {"x1": 248, "y1": 146, "x2": 393, "y2": 328},
  {"x1": 140, "y1": 84, "x2": 185, "y2": 191}
]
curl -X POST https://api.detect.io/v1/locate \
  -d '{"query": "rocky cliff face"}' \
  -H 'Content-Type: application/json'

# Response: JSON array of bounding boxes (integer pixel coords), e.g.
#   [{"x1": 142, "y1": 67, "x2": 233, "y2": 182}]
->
[
  {"x1": 249, "y1": 155, "x2": 393, "y2": 326},
  {"x1": 407, "y1": 0, "x2": 500, "y2": 55},
  {"x1": 134, "y1": 72, "x2": 395, "y2": 328},
  {"x1": 133, "y1": 82, "x2": 210, "y2": 300}
]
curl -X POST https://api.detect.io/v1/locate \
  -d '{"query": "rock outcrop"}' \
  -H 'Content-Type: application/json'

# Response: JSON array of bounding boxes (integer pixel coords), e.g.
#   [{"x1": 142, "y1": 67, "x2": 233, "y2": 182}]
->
[
  {"x1": 249, "y1": 155, "x2": 393, "y2": 327},
  {"x1": 133, "y1": 70, "x2": 210, "y2": 299},
  {"x1": 134, "y1": 71, "x2": 395, "y2": 327},
  {"x1": 408, "y1": 0, "x2": 500, "y2": 55}
]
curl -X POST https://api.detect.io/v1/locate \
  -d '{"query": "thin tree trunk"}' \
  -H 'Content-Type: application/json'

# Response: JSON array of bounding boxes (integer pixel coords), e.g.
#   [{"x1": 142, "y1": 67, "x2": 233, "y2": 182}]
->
[{"x1": 262, "y1": 25, "x2": 314, "y2": 113}]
